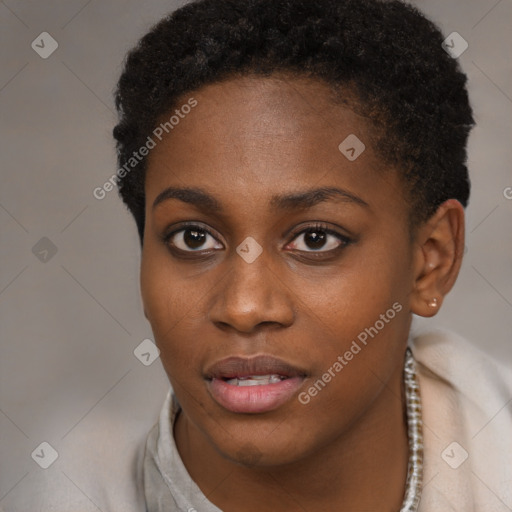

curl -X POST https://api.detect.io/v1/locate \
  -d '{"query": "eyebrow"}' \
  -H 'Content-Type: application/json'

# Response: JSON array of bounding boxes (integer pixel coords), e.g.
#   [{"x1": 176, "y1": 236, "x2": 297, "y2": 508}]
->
[{"x1": 152, "y1": 185, "x2": 369, "y2": 212}]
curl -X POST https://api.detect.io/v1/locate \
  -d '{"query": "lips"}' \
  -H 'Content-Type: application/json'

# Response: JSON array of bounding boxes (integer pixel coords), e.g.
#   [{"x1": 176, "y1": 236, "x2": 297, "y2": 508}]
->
[
  {"x1": 205, "y1": 355, "x2": 305, "y2": 380},
  {"x1": 205, "y1": 355, "x2": 307, "y2": 414}
]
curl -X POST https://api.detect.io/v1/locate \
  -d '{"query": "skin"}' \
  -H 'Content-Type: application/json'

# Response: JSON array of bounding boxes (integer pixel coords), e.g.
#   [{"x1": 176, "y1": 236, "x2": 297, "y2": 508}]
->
[{"x1": 140, "y1": 74, "x2": 465, "y2": 511}]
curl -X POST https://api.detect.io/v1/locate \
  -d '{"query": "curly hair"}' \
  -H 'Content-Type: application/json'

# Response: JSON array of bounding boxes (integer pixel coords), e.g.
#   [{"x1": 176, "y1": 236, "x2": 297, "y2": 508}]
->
[{"x1": 113, "y1": 0, "x2": 474, "y2": 243}]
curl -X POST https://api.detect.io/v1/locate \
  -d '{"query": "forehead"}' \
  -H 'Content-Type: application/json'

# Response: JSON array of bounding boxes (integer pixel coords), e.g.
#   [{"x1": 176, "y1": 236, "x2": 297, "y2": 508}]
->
[{"x1": 144, "y1": 75, "x2": 406, "y2": 221}]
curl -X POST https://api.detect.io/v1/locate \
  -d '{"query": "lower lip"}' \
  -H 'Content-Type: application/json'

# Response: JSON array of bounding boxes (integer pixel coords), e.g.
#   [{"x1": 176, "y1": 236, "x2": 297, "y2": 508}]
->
[{"x1": 208, "y1": 377, "x2": 305, "y2": 414}]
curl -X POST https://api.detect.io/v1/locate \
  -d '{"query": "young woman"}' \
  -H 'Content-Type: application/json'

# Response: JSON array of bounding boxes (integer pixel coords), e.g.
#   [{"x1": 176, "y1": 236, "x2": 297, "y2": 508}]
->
[{"x1": 111, "y1": 0, "x2": 512, "y2": 510}]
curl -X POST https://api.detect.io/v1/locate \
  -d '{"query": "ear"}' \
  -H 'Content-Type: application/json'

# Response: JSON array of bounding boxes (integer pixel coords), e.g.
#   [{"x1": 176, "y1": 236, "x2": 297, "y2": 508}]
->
[{"x1": 410, "y1": 199, "x2": 465, "y2": 318}]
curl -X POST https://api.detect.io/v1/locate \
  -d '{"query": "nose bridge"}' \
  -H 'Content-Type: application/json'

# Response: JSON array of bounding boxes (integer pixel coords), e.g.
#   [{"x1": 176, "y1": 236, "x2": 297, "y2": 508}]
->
[{"x1": 209, "y1": 242, "x2": 295, "y2": 332}]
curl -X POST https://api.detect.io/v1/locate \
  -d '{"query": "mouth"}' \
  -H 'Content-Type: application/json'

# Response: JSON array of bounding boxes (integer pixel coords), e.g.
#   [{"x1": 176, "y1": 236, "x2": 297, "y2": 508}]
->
[
  {"x1": 224, "y1": 374, "x2": 288, "y2": 386},
  {"x1": 204, "y1": 355, "x2": 307, "y2": 414}
]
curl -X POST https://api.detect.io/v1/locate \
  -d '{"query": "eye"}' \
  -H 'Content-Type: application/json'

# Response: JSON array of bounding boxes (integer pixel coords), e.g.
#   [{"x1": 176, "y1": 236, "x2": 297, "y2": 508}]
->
[
  {"x1": 287, "y1": 223, "x2": 351, "y2": 253},
  {"x1": 163, "y1": 221, "x2": 351, "y2": 257},
  {"x1": 164, "y1": 224, "x2": 223, "y2": 253}
]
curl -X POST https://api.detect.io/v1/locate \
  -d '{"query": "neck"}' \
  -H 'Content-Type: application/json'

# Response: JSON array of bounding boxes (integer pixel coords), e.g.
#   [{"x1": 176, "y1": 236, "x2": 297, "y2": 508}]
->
[{"x1": 175, "y1": 359, "x2": 409, "y2": 512}]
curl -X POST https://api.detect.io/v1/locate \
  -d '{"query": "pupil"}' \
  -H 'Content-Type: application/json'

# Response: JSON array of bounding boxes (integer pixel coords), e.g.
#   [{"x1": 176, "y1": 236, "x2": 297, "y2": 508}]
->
[
  {"x1": 305, "y1": 229, "x2": 326, "y2": 249},
  {"x1": 184, "y1": 229, "x2": 205, "y2": 249}
]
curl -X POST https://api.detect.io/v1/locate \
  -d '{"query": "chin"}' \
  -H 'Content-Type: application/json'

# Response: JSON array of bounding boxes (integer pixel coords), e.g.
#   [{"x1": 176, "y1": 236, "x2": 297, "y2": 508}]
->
[
  {"x1": 221, "y1": 442, "x2": 301, "y2": 468},
  {"x1": 206, "y1": 418, "x2": 316, "y2": 468}
]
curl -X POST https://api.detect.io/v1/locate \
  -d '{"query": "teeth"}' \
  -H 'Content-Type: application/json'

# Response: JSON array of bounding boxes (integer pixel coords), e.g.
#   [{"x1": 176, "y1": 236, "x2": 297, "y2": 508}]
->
[{"x1": 225, "y1": 374, "x2": 285, "y2": 386}]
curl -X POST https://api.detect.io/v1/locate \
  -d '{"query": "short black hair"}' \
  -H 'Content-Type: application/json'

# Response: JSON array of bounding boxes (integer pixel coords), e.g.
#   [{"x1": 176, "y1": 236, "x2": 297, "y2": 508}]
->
[{"x1": 113, "y1": 0, "x2": 474, "y2": 244}]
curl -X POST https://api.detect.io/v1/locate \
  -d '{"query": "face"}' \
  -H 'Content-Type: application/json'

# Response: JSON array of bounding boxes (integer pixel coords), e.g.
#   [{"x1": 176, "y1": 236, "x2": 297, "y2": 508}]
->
[{"x1": 141, "y1": 75, "x2": 417, "y2": 467}]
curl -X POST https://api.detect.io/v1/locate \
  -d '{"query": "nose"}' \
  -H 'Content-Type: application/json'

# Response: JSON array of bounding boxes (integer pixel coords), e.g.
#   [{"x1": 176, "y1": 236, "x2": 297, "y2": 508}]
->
[{"x1": 208, "y1": 248, "x2": 295, "y2": 334}]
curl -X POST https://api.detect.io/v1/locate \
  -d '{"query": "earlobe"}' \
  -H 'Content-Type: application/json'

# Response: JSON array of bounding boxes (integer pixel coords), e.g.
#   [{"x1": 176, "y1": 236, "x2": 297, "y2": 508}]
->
[{"x1": 410, "y1": 199, "x2": 465, "y2": 318}]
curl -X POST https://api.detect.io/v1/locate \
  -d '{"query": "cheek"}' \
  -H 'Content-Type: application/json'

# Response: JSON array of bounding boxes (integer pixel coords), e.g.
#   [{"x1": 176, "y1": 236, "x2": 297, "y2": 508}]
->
[
  {"x1": 140, "y1": 252, "x2": 174, "y2": 331},
  {"x1": 304, "y1": 248, "x2": 409, "y2": 331},
  {"x1": 139, "y1": 242, "x2": 217, "y2": 386},
  {"x1": 140, "y1": 246, "x2": 189, "y2": 358},
  {"x1": 298, "y1": 242, "x2": 412, "y2": 381},
  {"x1": 291, "y1": 266, "x2": 410, "y2": 438}
]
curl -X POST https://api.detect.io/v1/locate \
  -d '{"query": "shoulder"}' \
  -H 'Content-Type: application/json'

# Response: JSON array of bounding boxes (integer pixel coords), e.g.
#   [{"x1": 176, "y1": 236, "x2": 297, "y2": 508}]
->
[
  {"x1": 410, "y1": 329, "x2": 512, "y2": 511},
  {"x1": 410, "y1": 328, "x2": 512, "y2": 405},
  {"x1": 60, "y1": 409, "x2": 152, "y2": 512}
]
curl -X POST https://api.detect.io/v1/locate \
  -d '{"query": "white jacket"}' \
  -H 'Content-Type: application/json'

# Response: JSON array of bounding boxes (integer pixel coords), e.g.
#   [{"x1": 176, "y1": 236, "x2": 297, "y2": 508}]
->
[{"x1": 4, "y1": 330, "x2": 511, "y2": 511}]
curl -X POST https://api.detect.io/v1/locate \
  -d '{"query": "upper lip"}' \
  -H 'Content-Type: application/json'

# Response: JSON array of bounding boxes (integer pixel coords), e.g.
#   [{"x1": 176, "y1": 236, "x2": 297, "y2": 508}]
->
[{"x1": 204, "y1": 355, "x2": 307, "y2": 380}]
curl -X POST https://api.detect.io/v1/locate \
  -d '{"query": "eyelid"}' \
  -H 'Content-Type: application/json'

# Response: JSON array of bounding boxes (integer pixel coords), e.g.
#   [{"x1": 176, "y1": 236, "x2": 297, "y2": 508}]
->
[
  {"x1": 286, "y1": 222, "x2": 352, "y2": 252},
  {"x1": 287, "y1": 222, "x2": 350, "y2": 240},
  {"x1": 162, "y1": 222, "x2": 223, "y2": 250},
  {"x1": 162, "y1": 221, "x2": 352, "y2": 254}
]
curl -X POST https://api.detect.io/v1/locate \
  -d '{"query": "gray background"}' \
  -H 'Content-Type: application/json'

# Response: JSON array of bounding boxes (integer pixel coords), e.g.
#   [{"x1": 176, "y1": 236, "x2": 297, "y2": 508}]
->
[{"x1": 0, "y1": 0, "x2": 511, "y2": 509}]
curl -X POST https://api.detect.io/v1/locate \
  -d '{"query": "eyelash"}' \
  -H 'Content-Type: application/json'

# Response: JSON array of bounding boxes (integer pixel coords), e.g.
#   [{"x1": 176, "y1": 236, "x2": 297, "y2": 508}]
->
[{"x1": 162, "y1": 222, "x2": 353, "y2": 260}]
